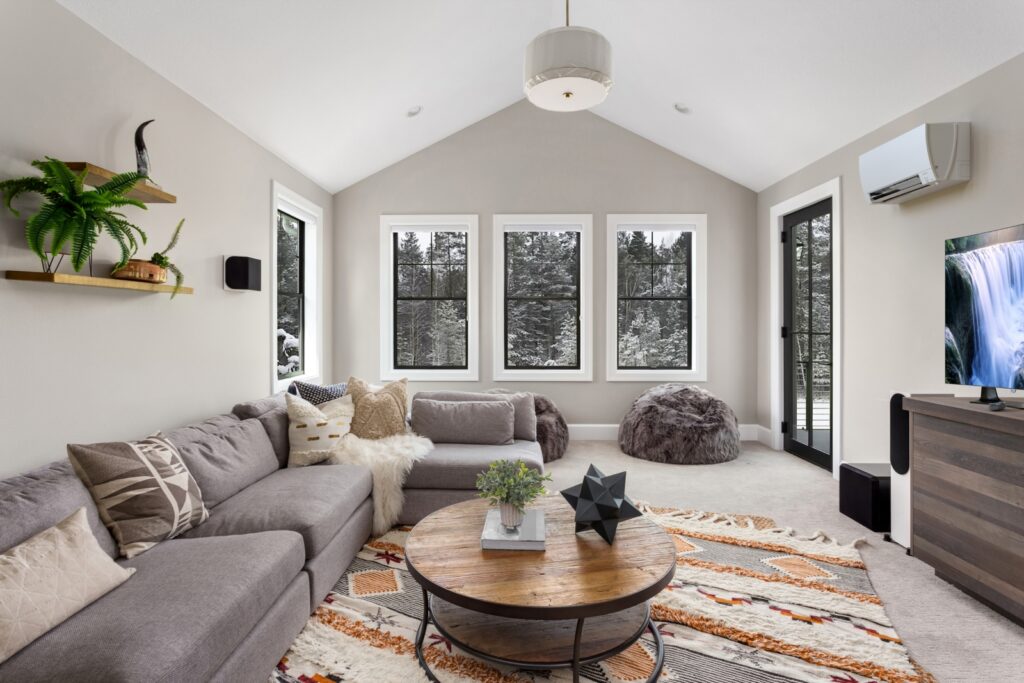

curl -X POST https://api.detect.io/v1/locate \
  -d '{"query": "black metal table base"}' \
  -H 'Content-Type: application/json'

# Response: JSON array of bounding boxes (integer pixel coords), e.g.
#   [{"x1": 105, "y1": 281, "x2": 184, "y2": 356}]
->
[{"x1": 414, "y1": 587, "x2": 665, "y2": 683}]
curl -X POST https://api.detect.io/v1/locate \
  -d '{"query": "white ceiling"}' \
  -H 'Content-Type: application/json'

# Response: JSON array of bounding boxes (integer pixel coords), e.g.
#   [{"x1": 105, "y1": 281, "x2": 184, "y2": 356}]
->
[{"x1": 59, "y1": 0, "x2": 1024, "y2": 193}]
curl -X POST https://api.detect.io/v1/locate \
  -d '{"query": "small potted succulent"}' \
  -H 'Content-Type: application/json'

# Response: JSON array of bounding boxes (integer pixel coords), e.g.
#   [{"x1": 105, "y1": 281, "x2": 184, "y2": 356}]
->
[
  {"x1": 113, "y1": 218, "x2": 185, "y2": 297},
  {"x1": 476, "y1": 459, "x2": 551, "y2": 531}
]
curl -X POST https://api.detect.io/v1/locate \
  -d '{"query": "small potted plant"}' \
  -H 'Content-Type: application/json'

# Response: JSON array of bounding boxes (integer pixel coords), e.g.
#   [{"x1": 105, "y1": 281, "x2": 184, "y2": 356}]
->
[
  {"x1": 476, "y1": 459, "x2": 551, "y2": 531},
  {"x1": 113, "y1": 218, "x2": 185, "y2": 297},
  {"x1": 0, "y1": 157, "x2": 148, "y2": 273}
]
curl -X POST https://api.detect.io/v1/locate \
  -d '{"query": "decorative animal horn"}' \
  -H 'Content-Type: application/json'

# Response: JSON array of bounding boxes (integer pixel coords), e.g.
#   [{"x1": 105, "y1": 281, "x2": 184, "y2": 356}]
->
[{"x1": 134, "y1": 119, "x2": 155, "y2": 180}]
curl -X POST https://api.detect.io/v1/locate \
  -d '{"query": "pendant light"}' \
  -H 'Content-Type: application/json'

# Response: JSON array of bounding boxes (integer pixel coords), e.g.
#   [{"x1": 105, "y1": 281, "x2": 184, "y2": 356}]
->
[{"x1": 524, "y1": 0, "x2": 612, "y2": 112}]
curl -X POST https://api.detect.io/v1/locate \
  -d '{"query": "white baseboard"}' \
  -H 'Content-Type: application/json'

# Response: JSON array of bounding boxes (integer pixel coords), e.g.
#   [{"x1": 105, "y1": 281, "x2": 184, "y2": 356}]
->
[
  {"x1": 569, "y1": 423, "x2": 764, "y2": 442},
  {"x1": 755, "y1": 425, "x2": 775, "y2": 448}
]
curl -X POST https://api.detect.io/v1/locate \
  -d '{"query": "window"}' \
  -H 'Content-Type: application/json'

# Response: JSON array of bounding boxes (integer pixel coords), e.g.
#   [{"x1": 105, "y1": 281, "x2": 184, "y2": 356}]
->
[
  {"x1": 271, "y1": 182, "x2": 323, "y2": 392},
  {"x1": 276, "y1": 210, "x2": 305, "y2": 380},
  {"x1": 606, "y1": 214, "x2": 707, "y2": 382},
  {"x1": 494, "y1": 214, "x2": 592, "y2": 381},
  {"x1": 380, "y1": 215, "x2": 478, "y2": 381}
]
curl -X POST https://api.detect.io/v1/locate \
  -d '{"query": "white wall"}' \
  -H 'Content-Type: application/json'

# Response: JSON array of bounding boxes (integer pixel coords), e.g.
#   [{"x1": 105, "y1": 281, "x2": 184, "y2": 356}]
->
[
  {"x1": 0, "y1": 0, "x2": 333, "y2": 476},
  {"x1": 756, "y1": 53, "x2": 1024, "y2": 462},
  {"x1": 334, "y1": 100, "x2": 758, "y2": 425}
]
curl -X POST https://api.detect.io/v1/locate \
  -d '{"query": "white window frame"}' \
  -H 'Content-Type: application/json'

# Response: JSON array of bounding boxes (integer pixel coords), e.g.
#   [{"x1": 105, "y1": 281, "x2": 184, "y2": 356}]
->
[
  {"x1": 606, "y1": 214, "x2": 708, "y2": 382},
  {"x1": 493, "y1": 214, "x2": 593, "y2": 382},
  {"x1": 379, "y1": 214, "x2": 479, "y2": 381},
  {"x1": 270, "y1": 181, "x2": 324, "y2": 394}
]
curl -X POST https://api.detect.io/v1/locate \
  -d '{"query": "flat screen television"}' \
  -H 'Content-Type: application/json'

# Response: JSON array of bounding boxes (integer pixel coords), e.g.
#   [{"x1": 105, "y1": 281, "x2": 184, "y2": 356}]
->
[{"x1": 945, "y1": 223, "x2": 1024, "y2": 401}]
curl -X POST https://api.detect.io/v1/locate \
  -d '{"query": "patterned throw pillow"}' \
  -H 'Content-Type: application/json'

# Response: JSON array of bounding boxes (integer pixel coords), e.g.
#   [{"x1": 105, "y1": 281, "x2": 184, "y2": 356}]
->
[
  {"x1": 285, "y1": 393, "x2": 354, "y2": 467},
  {"x1": 67, "y1": 436, "x2": 209, "y2": 558},
  {"x1": 0, "y1": 507, "x2": 135, "y2": 664},
  {"x1": 289, "y1": 380, "x2": 348, "y2": 405},
  {"x1": 346, "y1": 377, "x2": 408, "y2": 439}
]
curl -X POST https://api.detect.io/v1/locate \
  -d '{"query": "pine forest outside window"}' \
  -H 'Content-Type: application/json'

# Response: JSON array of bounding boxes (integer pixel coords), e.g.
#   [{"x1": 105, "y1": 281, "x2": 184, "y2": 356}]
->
[{"x1": 276, "y1": 210, "x2": 304, "y2": 380}]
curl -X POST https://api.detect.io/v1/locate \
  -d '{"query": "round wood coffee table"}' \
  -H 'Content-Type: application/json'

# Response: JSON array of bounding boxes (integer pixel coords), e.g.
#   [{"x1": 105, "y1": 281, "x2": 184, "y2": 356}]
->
[{"x1": 405, "y1": 495, "x2": 676, "y2": 682}]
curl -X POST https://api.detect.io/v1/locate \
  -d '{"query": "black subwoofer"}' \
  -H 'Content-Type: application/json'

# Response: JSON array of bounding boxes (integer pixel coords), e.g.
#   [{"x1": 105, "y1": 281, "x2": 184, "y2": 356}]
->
[{"x1": 839, "y1": 463, "x2": 891, "y2": 532}]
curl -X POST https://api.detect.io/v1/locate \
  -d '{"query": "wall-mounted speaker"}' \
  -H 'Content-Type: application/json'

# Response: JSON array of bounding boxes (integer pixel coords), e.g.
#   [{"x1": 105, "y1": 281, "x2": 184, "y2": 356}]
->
[{"x1": 225, "y1": 256, "x2": 261, "y2": 291}]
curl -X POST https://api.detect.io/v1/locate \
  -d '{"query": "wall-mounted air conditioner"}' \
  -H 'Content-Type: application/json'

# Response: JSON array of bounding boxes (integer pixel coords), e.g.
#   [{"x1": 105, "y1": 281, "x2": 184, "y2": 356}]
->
[{"x1": 858, "y1": 122, "x2": 970, "y2": 204}]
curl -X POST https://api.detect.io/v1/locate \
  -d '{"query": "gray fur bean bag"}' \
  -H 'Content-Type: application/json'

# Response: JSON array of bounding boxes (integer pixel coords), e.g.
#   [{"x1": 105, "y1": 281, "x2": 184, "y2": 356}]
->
[
  {"x1": 487, "y1": 389, "x2": 568, "y2": 463},
  {"x1": 619, "y1": 384, "x2": 740, "y2": 464}
]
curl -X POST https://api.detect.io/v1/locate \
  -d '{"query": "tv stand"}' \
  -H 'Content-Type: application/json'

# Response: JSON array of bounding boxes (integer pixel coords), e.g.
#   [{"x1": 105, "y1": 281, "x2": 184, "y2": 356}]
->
[
  {"x1": 901, "y1": 396, "x2": 1024, "y2": 625},
  {"x1": 971, "y1": 386, "x2": 1002, "y2": 404}
]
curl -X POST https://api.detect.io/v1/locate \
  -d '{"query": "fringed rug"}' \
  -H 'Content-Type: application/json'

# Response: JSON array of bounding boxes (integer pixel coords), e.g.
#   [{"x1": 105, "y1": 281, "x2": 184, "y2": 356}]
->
[{"x1": 272, "y1": 506, "x2": 933, "y2": 683}]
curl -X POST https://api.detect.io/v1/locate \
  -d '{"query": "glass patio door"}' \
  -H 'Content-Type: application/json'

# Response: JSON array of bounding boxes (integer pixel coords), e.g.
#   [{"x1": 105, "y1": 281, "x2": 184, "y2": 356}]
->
[{"x1": 783, "y1": 198, "x2": 832, "y2": 470}]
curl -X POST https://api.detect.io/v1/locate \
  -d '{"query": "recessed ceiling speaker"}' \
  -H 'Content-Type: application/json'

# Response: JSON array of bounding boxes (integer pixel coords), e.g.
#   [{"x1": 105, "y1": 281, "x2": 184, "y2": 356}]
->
[{"x1": 224, "y1": 256, "x2": 261, "y2": 291}]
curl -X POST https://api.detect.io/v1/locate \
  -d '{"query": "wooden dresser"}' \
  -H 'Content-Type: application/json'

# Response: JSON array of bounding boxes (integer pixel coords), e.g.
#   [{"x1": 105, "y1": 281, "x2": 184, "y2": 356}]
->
[{"x1": 902, "y1": 396, "x2": 1024, "y2": 624}]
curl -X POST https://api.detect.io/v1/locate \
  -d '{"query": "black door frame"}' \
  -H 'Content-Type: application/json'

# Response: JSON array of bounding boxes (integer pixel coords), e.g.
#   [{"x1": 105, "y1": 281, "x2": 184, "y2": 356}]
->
[{"x1": 782, "y1": 198, "x2": 833, "y2": 470}]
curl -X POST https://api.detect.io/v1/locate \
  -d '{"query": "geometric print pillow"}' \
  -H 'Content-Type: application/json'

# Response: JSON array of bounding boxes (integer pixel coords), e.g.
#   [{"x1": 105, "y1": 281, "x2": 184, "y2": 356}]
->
[
  {"x1": 289, "y1": 380, "x2": 347, "y2": 405},
  {"x1": 66, "y1": 435, "x2": 209, "y2": 559},
  {"x1": 285, "y1": 392, "x2": 354, "y2": 467}
]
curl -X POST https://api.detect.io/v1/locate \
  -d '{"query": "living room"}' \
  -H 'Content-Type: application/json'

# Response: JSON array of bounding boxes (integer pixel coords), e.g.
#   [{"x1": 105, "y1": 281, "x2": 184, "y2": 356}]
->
[{"x1": 1, "y1": 1, "x2": 1022, "y2": 681}]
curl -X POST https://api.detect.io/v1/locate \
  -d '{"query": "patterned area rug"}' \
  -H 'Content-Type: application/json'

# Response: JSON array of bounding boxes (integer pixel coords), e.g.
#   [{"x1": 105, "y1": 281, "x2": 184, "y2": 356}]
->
[{"x1": 271, "y1": 506, "x2": 933, "y2": 683}]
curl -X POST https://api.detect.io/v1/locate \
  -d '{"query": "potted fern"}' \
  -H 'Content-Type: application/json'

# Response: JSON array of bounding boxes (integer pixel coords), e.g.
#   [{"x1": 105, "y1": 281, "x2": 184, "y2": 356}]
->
[
  {"x1": 476, "y1": 460, "x2": 551, "y2": 530},
  {"x1": 0, "y1": 158, "x2": 148, "y2": 273},
  {"x1": 114, "y1": 219, "x2": 186, "y2": 297}
]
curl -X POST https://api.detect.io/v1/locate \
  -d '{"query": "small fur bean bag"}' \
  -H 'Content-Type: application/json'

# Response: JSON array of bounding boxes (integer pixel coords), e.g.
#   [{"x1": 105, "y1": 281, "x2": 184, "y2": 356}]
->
[{"x1": 619, "y1": 384, "x2": 740, "y2": 464}]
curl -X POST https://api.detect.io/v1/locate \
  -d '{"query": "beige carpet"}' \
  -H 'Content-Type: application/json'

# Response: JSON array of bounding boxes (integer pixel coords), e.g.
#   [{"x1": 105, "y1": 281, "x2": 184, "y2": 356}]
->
[{"x1": 548, "y1": 441, "x2": 1024, "y2": 683}]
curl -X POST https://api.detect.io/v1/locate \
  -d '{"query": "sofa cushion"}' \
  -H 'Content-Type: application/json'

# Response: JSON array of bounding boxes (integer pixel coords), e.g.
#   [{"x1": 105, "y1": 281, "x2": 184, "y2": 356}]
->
[
  {"x1": 0, "y1": 531, "x2": 304, "y2": 682},
  {"x1": 67, "y1": 436, "x2": 209, "y2": 558},
  {"x1": 258, "y1": 406, "x2": 290, "y2": 467},
  {"x1": 231, "y1": 394, "x2": 286, "y2": 420},
  {"x1": 182, "y1": 464, "x2": 373, "y2": 559},
  {"x1": 404, "y1": 440, "x2": 544, "y2": 490},
  {"x1": 0, "y1": 461, "x2": 117, "y2": 558},
  {"x1": 164, "y1": 415, "x2": 279, "y2": 507},
  {"x1": 417, "y1": 390, "x2": 537, "y2": 441},
  {"x1": 411, "y1": 399, "x2": 515, "y2": 445}
]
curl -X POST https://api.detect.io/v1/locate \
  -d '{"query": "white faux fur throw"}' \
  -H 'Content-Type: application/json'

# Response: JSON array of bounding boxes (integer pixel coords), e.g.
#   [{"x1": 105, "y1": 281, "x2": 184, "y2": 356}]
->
[{"x1": 326, "y1": 432, "x2": 432, "y2": 534}]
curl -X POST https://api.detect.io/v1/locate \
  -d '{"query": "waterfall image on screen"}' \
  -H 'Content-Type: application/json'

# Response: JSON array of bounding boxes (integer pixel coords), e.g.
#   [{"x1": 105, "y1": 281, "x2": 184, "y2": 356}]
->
[{"x1": 945, "y1": 223, "x2": 1024, "y2": 389}]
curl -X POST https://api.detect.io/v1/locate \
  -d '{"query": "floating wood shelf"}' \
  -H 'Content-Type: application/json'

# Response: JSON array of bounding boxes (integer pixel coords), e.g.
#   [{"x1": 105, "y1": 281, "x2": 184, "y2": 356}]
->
[
  {"x1": 5, "y1": 271, "x2": 193, "y2": 295},
  {"x1": 65, "y1": 162, "x2": 176, "y2": 204}
]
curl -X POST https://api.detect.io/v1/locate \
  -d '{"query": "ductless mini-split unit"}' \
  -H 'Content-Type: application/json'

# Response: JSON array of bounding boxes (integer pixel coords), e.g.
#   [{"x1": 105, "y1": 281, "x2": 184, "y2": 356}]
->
[{"x1": 858, "y1": 122, "x2": 971, "y2": 204}]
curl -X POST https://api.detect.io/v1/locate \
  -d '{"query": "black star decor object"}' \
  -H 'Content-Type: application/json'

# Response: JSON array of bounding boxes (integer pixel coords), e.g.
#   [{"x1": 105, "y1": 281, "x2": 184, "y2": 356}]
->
[{"x1": 560, "y1": 464, "x2": 641, "y2": 544}]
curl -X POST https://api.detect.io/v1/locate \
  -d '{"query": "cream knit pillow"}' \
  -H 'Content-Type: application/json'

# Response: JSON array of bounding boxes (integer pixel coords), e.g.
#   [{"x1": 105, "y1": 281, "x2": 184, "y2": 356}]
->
[
  {"x1": 0, "y1": 507, "x2": 134, "y2": 664},
  {"x1": 286, "y1": 393, "x2": 354, "y2": 467}
]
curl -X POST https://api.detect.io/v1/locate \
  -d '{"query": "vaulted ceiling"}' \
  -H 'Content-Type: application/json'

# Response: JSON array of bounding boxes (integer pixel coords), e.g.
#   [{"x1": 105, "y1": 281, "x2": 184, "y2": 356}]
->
[{"x1": 59, "y1": 0, "x2": 1024, "y2": 193}]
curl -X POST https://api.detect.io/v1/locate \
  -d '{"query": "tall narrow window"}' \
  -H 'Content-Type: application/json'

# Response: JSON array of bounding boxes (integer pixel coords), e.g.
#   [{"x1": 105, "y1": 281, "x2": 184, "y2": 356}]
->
[
  {"x1": 271, "y1": 182, "x2": 322, "y2": 392},
  {"x1": 607, "y1": 215, "x2": 707, "y2": 382},
  {"x1": 380, "y1": 215, "x2": 478, "y2": 381},
  {"x1": 276, "y1": 210, "x2": 305, "y2": 380},
  {"x1": 494, "y1": 215, "x2": 592, "y2": 382}
]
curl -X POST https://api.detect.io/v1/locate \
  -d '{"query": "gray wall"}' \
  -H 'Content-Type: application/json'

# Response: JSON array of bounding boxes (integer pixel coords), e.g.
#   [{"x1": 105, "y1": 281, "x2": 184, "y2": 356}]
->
[
  {"x1": 756, "y1": 53, "x2": 1024, "y2": 462},
  {"x1": 0, "y1": 0, "x2": 333, "y2": 476},
  {"x1": 334, "y1": 100, "x2": 758, "y2": 425}
]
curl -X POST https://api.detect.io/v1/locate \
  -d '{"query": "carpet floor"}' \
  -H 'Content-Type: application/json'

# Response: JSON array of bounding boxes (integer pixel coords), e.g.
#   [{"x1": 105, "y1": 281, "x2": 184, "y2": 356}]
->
[{"x1": 546, "y1": 441, "x2": 1024, "y2": 682}]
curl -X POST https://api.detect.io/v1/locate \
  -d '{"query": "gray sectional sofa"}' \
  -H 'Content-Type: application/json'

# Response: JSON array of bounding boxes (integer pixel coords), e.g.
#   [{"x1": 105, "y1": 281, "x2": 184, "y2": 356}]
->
[{"x1": 0, "y1": 392, "x2": 544, "y2": 682}]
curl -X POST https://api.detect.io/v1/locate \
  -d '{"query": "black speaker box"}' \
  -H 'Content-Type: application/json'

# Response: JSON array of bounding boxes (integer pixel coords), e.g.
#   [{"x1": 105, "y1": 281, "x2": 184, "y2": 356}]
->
[
  {"x1": 839, "y1": 463, "x2": 891, "y2": 532},
  {"x1": 225, "y1": 256, "x2": 261, "y2": 291},
  {"x1": 890, "y1": 393, "x2": 909, "y2": 475}
]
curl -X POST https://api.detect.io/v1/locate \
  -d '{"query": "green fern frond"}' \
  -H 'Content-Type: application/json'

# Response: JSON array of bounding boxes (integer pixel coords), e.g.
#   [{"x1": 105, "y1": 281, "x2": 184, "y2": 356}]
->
[
  {"x1": 24, "y1": 202, "x2": 61, "y2": 260},
  {"x1": 102, "y1": 218, "x2": 133, "y2": 270},
  {"x1": 39, "y1": 158, "x2": 79, "y2": 201},
  {"x1": 70, "y1": 217, "x2": 98, "y2": 272},
  {"x1": 0, "y1": 176, "x2": 49, "y2": 217},
  {"x1": 103, "y1": 195, "x2": 147, "y2": 211},
  {"x1": 96, "y1": 171, "x2": 146, "y2": 197},
  {"x1": 49, "y1": 213, "x2": 75, "y2": 257}
]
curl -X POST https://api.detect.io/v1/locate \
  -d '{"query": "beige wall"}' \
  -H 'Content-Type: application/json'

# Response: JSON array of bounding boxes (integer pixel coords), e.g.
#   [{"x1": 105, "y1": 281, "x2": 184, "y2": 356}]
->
[
  {"x1": 756, "y1": 53, "x2": 1024, "y2": 463},
  {"x1": 333, "y1": 100, "x2": 758, "y2": 425},
  {"x1": 0, "y1": 0, "x2": 333, "y2": 476}
]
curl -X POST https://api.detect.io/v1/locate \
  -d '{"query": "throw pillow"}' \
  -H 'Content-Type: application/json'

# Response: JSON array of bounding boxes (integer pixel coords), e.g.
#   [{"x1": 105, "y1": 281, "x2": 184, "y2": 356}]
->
[
  {"x1": 67, "y1": 435, "x2": 209, "y2": 559},
  {"x1": 285, "y1": 392, "x2": 355, "y2": 467},
  {"x1": 0, "y1": 507, "x2": 134, "y2": 664},
  {"x1": 289, "y1": 380, "x2": 348, "y2": 405},
  {"x1": 346, "y1": 376, "x2": 408, "y2": 439},
  {"x1": 411, "y1": 399, "x2": 515, "y2": 445}
]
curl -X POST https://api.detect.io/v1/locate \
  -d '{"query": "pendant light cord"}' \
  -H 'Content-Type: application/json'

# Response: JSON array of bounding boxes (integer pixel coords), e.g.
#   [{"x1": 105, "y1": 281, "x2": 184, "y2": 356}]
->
[{"x1": 565, "y1": 0, "x2": 570, "y2": 26}]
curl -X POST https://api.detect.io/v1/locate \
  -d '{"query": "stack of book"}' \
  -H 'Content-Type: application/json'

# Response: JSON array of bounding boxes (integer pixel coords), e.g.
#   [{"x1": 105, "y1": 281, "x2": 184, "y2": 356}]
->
[{"x1": 480, "y1": 509, "x2": 545, "y2": 551}]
